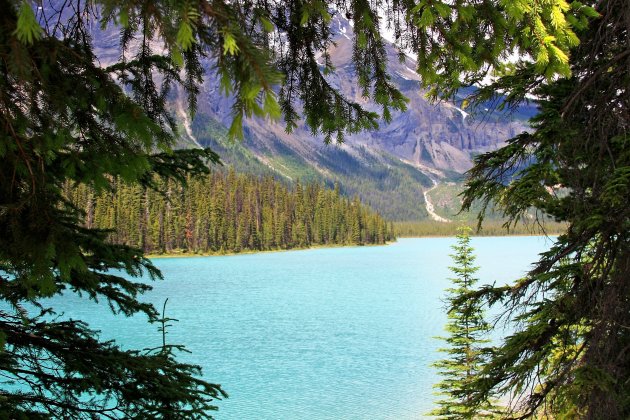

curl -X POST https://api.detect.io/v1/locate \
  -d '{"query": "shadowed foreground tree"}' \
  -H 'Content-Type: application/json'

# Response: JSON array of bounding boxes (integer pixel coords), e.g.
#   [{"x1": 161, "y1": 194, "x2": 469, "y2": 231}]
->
[
  {"x1": 461, "y1": 0, "x2": 630, "y2": 418},
  {"x1": 0, "y1": 0, "x2": 596, "y2": 417}
]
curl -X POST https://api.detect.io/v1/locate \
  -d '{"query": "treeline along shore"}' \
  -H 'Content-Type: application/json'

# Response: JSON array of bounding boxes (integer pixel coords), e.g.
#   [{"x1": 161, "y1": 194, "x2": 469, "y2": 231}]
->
[
  {"x1": 394, "y1": 220, "x2": 567, "y2": 237},
  {"x1": 65, "y1": 170, "x2": 394, "y2": 255}
]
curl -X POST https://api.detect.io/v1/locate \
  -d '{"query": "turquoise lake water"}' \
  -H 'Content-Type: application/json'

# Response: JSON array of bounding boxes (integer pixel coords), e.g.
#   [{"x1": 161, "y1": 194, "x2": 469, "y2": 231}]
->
[{"x1": 49, "y1": 236, "x2": 553, "y2": 419}]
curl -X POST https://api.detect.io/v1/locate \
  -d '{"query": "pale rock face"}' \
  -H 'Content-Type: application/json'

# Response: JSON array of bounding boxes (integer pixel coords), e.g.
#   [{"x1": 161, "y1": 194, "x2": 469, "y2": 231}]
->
[
  {"x1": 87, "y1": 11, "x2": 529, "y2": 174},
  {"x1": 304, "y1": 17, "x2": 529, "y2": 174}
]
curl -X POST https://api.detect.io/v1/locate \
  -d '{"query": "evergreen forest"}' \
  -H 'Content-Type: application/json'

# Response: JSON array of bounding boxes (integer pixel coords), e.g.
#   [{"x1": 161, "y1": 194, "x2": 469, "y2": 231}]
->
[{"x1": 64, "y1": 170, "x2": 393, "y2": 255}]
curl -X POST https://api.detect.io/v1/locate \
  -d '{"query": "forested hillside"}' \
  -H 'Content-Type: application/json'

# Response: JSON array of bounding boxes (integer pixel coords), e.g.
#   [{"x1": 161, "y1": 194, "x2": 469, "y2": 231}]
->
[
  {"x1": 190, "y1": 112, "x2": 435, "y2": 221},
  {"x1": 65, "y1": 171, "x2": 393, "y2": 254}
]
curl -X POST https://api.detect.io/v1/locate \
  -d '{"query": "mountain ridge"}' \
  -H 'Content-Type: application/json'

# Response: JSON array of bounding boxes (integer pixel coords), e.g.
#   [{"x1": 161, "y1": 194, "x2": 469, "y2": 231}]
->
[{"x1": 92, "y1": 15, "x2": 532, "y2": 220}]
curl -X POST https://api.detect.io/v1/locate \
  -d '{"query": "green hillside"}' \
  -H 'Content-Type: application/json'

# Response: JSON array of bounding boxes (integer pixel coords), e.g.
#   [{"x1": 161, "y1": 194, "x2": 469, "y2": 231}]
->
[{"x1": 190, "y1": 113, "x2": 433, "y2": 220}]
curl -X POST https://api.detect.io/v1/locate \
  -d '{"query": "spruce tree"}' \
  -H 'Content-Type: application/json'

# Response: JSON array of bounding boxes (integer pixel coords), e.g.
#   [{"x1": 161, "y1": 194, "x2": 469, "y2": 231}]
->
[
  {"x1": 460, "y1": 1, "x2": 630, "y2": 417},
  {"x1": 431, "y1": 227, "x2": 497, "y2": 419}
]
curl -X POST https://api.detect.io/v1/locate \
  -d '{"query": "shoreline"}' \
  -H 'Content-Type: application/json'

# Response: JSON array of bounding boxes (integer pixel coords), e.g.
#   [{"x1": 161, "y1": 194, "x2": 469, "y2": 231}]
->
[
  {"x1": 397, "y1": 232, "x2": 562, "y2": 239},
  {"x1": 146, "y1": 241, "x2": 394, "y2": 259},
  {"x1": 145, "y1": 232, "x2": 560, "y2": 259}
]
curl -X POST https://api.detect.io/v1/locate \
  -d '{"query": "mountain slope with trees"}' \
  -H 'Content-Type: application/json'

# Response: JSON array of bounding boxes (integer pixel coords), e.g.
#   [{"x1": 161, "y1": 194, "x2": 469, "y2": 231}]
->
[
  {"x1": 179, "y1": 20, "x2": 532, "y2": 221},
  {"x1": 87, "y1": 15, "x2": 532, "y2": 221},
  {"x1": 189, "y1": 112, "x2": 435, "y2": 220}
]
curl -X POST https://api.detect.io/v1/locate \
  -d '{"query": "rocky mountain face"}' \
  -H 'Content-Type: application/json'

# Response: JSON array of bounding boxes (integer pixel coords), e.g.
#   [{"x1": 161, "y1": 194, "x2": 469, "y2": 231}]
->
[
  {"x1": 317, "y1": 19, "x2": 530, "y2": 175},
  {"x1": 92, "y1": 16, "x2": 532, "y2": 220}
]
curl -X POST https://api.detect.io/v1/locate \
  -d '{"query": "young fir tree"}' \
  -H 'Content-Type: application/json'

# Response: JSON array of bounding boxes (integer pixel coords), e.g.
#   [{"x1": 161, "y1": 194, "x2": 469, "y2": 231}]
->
[{"x1": 431, "y1": 227, "x2": 497, "y2": 419}]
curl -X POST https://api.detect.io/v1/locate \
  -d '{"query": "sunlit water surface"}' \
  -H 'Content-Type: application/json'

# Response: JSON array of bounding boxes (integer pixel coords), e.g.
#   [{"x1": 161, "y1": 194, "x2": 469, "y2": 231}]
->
[{"x1": 49, "y1": 237, "x2": 552, "y2": 419}]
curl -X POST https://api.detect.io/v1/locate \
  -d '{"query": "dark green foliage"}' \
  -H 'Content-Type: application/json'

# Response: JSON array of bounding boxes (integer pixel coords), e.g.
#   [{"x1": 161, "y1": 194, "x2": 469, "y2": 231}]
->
[
  {"x1": 1, "y1": 0, "x2": 230, "y2": 416},
  {"x1": 66, "y1": 171, "x2": 394, "y2": 254},
  {"x1": 431, "y1": 227, "x2": 498, "y2": 419},
  {"x1": 0, "y1": 307, "x2": 224, "y2": 418},
  {"x1": 458, "y1": 1, "x2": 630, "y2": 418}
]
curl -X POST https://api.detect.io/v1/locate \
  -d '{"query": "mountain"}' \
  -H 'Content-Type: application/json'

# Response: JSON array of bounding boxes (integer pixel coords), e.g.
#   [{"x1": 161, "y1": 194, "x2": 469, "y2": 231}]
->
[{"x1": 93, "y1": 16, "x2": 531, "y2": 221}]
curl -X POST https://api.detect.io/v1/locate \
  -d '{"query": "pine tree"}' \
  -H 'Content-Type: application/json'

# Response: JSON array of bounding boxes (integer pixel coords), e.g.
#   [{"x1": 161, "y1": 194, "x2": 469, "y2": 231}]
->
[
  {"x1": 431, "y1": 227, "x2": 497, "y2": 419},
  {"x1": 0, "y1": 2, "x2": 228, "y2": 416},
  {"x1": 350, "y1": 197, "x2": 363, "y2": 245},
  {"x1": 210, "y1": 174, "x2": 226, "y2": 251}
]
